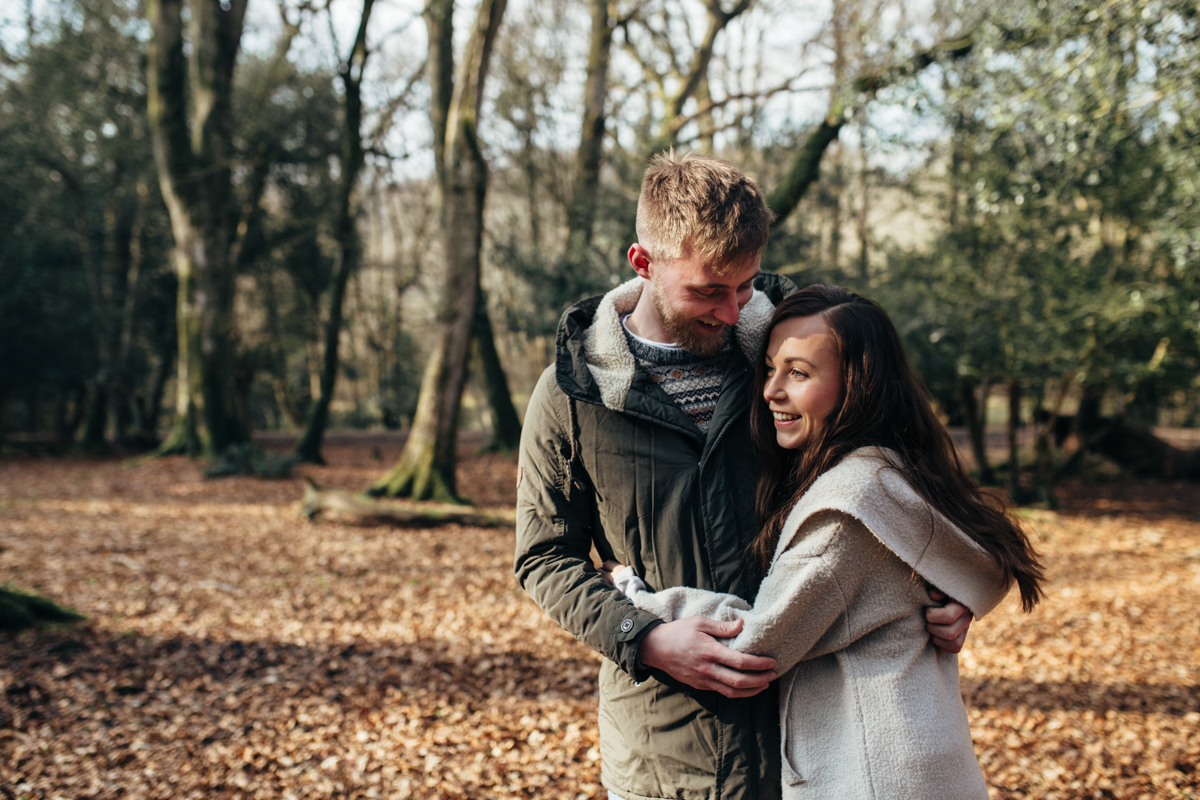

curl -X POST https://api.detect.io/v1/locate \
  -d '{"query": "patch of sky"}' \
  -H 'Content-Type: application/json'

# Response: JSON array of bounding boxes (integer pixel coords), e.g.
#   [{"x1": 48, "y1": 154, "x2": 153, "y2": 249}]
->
[{"x1": 985, "y1": 50, "x2": 1019, "y2": 74}]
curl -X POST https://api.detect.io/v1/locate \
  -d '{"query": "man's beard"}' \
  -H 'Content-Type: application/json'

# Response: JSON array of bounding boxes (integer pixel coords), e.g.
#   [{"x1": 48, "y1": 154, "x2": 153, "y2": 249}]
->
[{"x1": 650, "y1": 281, "x2": 732, "y2": 358}]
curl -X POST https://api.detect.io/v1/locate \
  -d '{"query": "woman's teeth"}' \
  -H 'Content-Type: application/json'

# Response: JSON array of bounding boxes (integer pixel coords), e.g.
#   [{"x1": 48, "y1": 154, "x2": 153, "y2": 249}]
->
[{"x1": 773, "y1": 412, "x2": 799, "y2": 421}]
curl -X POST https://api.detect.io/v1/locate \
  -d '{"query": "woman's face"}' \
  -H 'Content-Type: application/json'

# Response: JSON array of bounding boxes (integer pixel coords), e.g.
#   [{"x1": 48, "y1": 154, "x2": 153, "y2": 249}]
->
[{"x1": 762, "y1": 314, "x2": 844, "y2": 450}]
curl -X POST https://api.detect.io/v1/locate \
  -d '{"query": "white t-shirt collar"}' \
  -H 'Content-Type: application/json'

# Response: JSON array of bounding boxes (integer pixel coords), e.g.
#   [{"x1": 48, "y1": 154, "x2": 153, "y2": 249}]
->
[{"x1": 620, "y1": 313, "x2": 684, "y2": 350}]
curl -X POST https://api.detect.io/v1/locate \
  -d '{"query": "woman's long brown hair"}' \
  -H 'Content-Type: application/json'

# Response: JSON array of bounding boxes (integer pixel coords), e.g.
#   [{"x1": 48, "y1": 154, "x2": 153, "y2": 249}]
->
[{"x1": 748, "y1": 285, "x2": 1044, "y2": 611}]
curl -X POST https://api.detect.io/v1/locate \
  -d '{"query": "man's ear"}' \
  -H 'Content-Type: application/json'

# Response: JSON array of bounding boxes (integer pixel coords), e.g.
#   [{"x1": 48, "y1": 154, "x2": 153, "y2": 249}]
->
[{"x1": 627, "y1": 243, "x2": 653, "y2": 280}]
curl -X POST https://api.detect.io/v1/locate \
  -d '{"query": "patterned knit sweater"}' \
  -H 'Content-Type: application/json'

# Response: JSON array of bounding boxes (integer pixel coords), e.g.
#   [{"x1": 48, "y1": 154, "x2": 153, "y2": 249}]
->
[{"x1": 621, "y1": 315, "x2": 730, "y2": 434}]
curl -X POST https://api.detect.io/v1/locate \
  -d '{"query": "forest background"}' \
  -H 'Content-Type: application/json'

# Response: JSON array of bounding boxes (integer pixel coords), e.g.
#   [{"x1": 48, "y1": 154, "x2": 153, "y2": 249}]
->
[
  {"x1": 2, "y1": 0, "x2": 1199, "y2": 503},
  {"x1": 2, "y1": 0, "x2": 1200, "y2": 797}
]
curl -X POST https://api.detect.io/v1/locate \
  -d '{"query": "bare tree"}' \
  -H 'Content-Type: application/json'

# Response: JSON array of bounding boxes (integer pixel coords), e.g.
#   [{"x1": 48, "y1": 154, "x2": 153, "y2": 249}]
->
[
  {"x1": 147, "y1": 0, "x2": 307, "y2": 455},
  {"x1": 293, "y1": 0, "x2": 377, "y2": 464},
  {"x1": 371, "y1": 0, "x2": 508, "y2": 501},
  {"x1": 563, "y1": 0, "x2": 621, "y2": 266},
  {"x1": 616, "y1": 0, "x2": 753, "y2": 156},
  {"x1": 470, "y1": 290, "x2": 522, "y2": 452}
]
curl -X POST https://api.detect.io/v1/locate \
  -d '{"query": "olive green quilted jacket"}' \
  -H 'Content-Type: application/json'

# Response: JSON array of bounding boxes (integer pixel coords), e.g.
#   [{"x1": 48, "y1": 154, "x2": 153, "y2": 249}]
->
[{"x1": 514, "y1": 273, "x2": 796, "y2": 800}]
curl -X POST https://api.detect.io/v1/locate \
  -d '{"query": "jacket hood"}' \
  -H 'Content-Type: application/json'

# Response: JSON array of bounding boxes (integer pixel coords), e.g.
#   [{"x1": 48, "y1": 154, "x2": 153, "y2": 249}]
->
[
  {"x1": 556, "y1": 273, "x2": 793, "y2": 411},
  {"x1": 778, "y1": 447, "x2": 1012, "y2": 618}
]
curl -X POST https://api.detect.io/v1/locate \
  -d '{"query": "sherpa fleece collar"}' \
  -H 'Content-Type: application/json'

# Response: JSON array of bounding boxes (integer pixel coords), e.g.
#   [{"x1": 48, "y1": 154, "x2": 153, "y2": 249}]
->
[{"x1": 581, "y1": 276, "x2": 776, "y2": 411}]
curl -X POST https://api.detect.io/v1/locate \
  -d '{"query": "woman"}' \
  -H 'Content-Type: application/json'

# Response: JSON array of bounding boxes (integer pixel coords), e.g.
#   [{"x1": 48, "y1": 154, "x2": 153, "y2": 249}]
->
[{"x1": 607, "y1": 285, "x2": 1044, "y2": 799}]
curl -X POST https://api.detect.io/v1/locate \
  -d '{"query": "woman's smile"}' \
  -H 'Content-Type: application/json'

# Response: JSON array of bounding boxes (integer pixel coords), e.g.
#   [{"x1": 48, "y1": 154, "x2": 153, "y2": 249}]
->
[{"x1": 762, "y1": 315, "x2": 843, "y2": 450}]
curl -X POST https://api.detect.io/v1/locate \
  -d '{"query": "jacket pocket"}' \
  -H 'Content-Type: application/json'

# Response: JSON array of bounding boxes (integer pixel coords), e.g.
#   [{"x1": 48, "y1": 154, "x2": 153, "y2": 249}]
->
[
  {"x1": 779, "y1": 670, "x2": 805, "y2": 786},
  {"x1": 598, "y1": 661, "x2": 720, "y2": 800}
]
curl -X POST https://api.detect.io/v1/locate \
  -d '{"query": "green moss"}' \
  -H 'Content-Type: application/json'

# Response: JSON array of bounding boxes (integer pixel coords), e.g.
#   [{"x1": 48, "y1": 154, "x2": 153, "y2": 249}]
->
[{"x1": 0, "y1": 586, "x2": 85, "y2": 635}]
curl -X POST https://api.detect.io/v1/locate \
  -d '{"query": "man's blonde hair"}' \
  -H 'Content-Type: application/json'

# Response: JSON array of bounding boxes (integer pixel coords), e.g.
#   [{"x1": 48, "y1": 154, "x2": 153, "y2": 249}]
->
[{"x1": 635, "y1": 151, "x2": 773, "y2": 274}]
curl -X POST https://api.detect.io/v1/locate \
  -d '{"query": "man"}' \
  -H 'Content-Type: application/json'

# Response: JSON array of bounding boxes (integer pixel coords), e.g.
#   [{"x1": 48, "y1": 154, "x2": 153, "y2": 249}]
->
[{"x1": 514, "y1": 152, "x2": 972, "y2": 800}]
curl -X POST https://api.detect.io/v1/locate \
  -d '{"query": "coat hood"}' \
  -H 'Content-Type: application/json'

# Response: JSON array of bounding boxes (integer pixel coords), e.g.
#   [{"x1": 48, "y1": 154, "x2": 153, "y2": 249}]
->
[
  {"x1": 778, "y1": 447, "x2": 1012, "y2": 618},
  {"x1": 555, "y1": 273, "x2": 795, "y2": 412}
]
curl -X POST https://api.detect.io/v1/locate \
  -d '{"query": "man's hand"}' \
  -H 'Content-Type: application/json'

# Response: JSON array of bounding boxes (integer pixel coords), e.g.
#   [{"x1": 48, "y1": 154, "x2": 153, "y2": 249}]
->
[
  {"x1": 639, "y1": 617, "x2": 777, "y2": 698},
  {"x1": 925, "y1": 588, "x2": 972, "y2": 654}
]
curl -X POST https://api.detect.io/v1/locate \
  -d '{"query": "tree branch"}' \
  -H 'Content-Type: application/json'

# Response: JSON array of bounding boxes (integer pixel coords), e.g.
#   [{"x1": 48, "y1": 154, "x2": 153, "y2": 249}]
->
[
  {"x1": 443, "y1": 0, "x2": 508, "y2": 162},
  {"x1": 665, "y1": 0, "x2": 752, "y2": 124},
  {"x1": 669, "y1": 71, "x2": 818, "y2": 134},
  {"x1": 767, "y1": 35, "x2": 976, "y2": 225}
]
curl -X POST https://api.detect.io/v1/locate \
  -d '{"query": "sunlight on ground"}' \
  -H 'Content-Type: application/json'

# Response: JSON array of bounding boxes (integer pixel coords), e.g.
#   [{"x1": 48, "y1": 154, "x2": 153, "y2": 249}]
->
[{"x1": 1, "y1": 447, "x2": 1197, "y2": 798}]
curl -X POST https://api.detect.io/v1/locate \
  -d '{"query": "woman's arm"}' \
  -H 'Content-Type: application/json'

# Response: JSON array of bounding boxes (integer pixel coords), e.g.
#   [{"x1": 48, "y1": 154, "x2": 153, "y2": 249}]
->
[{"x1": 630, "y1": 511, "x2": 896, "y2": 676}]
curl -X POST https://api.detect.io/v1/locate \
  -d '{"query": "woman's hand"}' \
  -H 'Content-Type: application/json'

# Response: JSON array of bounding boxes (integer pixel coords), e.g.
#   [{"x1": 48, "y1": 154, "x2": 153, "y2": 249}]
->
[
  {"x1": 598, "y1": 559, "x2": 626, "y2": 586},
  {"x1": 925, "y1": 587, "x2": 973, "y2": 653}
]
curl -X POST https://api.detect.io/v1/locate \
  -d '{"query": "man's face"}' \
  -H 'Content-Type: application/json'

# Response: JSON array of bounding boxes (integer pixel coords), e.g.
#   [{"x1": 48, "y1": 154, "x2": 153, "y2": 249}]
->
[{"x1": 649, "y1": 249, "x2": 761, "y2": 357}]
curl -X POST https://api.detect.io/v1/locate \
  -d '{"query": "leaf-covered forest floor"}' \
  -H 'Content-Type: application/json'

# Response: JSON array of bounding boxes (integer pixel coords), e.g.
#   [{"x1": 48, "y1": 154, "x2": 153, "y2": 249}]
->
[{"x1": 1, "y1": 434, "x2": 1198, "y2": 799}]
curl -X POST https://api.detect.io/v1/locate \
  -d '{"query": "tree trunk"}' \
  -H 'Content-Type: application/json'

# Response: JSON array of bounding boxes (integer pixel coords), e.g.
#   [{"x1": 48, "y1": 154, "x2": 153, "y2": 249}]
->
[
  {"x1": 293, "y1": 0, "x2": 376, "y2": 465},
  {"x1": 301, "y1": 478, "x2": 513, "y2": 527},
  {"x1": 140, "y1": 330, "x2": 174, "y2": 442},
  {"x1": 55, "y1": 383, "x2": 87, "y2": 446},
  {"x1": 371, "y1": 0, "x2": 507, "y2": 502},
  {"x1": 1076, "y1": 383, "x2": 1103, "y2": 434},
  {"x1": 828, "y1": 145, "x2": 843, "y2": 274},
  {"x1": 1031, "y1": 373, "x2": 1079, "y2": 505},
  {"x1": 826, "y1": 0, "x2": 847, "y2": 275},
  {"x1": 1032, "y1": 401, "x2": 1056, "y2": 508},
  {"x1": 472, "y1": 289, "x2": 521, "y2": 453},
  {"x1": 147, "y1": 0, "x2": 251, "y2": 458},
  {"x1": 81, "y1": 384, "x2": 110, "y2": 450},
  {"x1": 857, "y1": 128, "x2": 870, "y2": 281},
  {"x1": 156, "y1": 245, "x2": 203, "y2": 455},
  {"x1": 563, "y1": 0, "x2": 614, "y2": 266},
  {"x1": 959, "y1": 377, "x2": 993, "y2": 484},
  {"x1": 371, "y1": 154, "x2": 485, "y2": 502},
  {"x1": 113, "y1": 179, "x2": 150, "y2": 446},
  {"x1": 63, "y1": 170, "x2": 119, "y2": 451},
  {"x1": 1007, "y1": 378, "x2": 1022, "y2": 501},
  {"x1": 767, "y1": 116, "x2": 844, "y2": 225}
]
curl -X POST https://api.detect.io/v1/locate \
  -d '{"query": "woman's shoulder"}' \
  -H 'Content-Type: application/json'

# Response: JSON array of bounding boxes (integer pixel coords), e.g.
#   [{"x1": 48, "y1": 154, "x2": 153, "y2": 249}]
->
[
  {"x1": 778, "y1": 446, "x2": 1011, "y2": 617},
  {"x1": 786, "y1": 446, "x2": 902, "y2": 515},
  {"x1": 775, "y1": 447, "x2": 906, "y2": 552}
]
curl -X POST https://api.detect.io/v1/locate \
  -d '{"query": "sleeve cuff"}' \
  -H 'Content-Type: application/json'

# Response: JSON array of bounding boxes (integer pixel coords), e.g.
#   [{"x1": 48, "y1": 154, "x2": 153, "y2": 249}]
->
[{"x1": 618, "y1": 614, "x2": 663, "y2": 682}]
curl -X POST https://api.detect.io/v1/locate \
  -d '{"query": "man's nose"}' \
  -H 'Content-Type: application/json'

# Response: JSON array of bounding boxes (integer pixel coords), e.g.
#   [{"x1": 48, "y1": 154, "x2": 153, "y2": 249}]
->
[{"x1": 712, "y1": 295, "x2": 740, "y2": 326}]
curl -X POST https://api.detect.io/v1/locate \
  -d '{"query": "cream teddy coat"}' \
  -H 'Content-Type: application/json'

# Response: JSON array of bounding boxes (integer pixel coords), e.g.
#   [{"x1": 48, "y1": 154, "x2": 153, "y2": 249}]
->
[{"x1": 623, "y1": 447, "x2": 1012, "y2": 800}]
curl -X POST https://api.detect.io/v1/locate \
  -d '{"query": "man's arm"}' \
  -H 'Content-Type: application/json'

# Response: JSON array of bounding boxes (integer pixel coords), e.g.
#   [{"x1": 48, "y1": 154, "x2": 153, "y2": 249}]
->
[
  {"x1": 513, "y1": 372, "x2": 664, "y2": 679},
  {"x1": 639, "y1": 618, "x2": 776, "y2": 698},
  {"x1": 515, "y1": 371, "x2": 776, "y2": 693},
  {"x1": 601, "y1": 563, "x2": 777, "y2": 697}
]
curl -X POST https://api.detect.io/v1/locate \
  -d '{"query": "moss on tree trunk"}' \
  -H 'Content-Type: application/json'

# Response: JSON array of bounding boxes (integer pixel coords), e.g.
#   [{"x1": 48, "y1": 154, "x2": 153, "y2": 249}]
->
[{"x1": 1, "y1": 587, "x2": 85, "y2": 636}]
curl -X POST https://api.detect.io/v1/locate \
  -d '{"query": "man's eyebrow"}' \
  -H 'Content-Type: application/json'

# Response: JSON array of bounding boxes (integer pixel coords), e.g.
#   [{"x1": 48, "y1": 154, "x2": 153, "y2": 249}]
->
[{"x1": 690, "y1": 274, "x2": 761, "y2": 289}]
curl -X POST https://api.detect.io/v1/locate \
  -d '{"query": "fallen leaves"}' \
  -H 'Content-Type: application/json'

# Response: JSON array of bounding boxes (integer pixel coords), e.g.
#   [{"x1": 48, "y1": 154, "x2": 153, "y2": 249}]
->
[{"x1": 1, "y1": 437, "x2": 1198, "y2": 798}]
